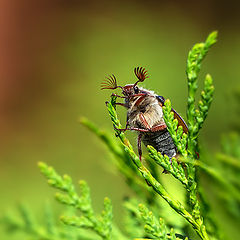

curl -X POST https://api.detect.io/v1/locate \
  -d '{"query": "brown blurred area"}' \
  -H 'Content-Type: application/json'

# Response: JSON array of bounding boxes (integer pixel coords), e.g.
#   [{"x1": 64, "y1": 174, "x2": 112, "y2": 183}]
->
[{"x1": 0, "y1": 0, "x2": 77, "y2": 136}]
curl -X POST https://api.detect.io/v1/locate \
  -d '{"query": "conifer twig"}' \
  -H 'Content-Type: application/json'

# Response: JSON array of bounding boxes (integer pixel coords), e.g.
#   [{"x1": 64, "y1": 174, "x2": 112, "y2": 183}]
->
[
  {"x1": 38, "y1": 162, "x2": 114, "y2": 240},
  {"x1": 185, "y1": 32, "x2": 217, "y2": 225}
]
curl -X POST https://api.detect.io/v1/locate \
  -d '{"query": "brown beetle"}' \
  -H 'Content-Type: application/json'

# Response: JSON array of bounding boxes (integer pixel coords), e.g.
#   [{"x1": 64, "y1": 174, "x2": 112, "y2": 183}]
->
[{"x1": 101, "y1": 67, "x2": 188, "y2": 161}]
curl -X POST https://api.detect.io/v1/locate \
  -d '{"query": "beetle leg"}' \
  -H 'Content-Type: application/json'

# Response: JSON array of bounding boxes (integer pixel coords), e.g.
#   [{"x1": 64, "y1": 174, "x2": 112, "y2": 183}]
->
[
  {"x1": 115, "y1": 102, "x2": 126, "y2": 107},
  {"x1": 111, "y1": 93, "x2": 126, "y2": 98},
  {"x1": 130, "y1": 127, "x2": 150, "y2": 132},
  {"x1": 125, "y1": 119, "x2": 129, "y2": 129},
  {"x1": 150, "y1": 123, "x2": 167, "y2": 132},
  {"x1": 138, "y1": 133, "x2": 143, "y2": 161},
  {"x1": 114, "y1": 126, "x2": 150, "y2": 132},
  {"x1": 114, "y1": 120, "x2": 129, "y2": 132},
  {"x1": 131, "y1": 93, "x2": 147, "y2": 98}
]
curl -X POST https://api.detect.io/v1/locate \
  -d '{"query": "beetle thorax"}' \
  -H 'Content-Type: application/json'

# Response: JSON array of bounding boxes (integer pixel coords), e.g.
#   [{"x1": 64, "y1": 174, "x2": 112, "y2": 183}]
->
[
  {"x1": 127, "y1": 87, "x2": 156, "y2": 110},
  {"x1": 127, "y1": 92, "x2": 165, "y2": 129}
]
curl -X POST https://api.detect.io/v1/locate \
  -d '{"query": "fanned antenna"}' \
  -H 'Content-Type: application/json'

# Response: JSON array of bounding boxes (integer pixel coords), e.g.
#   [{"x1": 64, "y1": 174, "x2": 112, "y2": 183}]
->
[
  {"x1": 101, "y1": 74, "x2": 118, "y2": 90},
  {"x1": 134, "y1": 67, "x2": 149, "y2": 83}
]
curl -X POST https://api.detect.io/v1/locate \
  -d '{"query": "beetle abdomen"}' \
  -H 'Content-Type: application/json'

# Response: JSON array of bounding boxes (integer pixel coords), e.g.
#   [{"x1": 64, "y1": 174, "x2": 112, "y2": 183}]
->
[{"x1": 142, "y1": 129, "x2": 177, "y2": 159}]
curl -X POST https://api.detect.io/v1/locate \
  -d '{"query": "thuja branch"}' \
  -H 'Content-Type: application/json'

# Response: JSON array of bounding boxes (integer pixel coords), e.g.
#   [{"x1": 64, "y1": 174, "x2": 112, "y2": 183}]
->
[
  {"x1": 1, "y1": 203, "x2": 98, "y2": 240},
  {"x1": 138, "y1": 204, "x2": 188, "y2": 240},
  {"x1": 184, "y1": 32, "x2": 217, "y2": 225},
  {"x1": 162, "y1": 98, "x2": 207, "y2": 234},
  {"x1": 187, "y1": 32, "x2": 216, "y2": 220},
  {"x1": 158, "y1": 31, "x2": 217, "y2": 238},
  {"x1": 124, "y1": 199, "x2": 186, "y2": 239},
  {"x1": 38, "y1": 162, "x2": 114, "y2": 240},
  {"x1": 186, "y1": 31, "x2": 217, "y2": 150},
  {"x1": 106, "y1": 97, "x2": 208, "y2": 240}
]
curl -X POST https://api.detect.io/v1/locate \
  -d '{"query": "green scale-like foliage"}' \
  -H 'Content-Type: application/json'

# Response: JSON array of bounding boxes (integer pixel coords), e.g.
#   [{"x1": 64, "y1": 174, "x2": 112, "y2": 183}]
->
[{"x1": 38, "y1": 162, "x2": 113, "y2": 240}]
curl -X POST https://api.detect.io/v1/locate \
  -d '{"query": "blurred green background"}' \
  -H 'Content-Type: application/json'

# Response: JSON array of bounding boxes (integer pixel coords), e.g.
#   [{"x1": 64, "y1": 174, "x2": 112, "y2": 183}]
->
[{"x1": 0, "y1": 0, "x2": 240, "y2": 239}]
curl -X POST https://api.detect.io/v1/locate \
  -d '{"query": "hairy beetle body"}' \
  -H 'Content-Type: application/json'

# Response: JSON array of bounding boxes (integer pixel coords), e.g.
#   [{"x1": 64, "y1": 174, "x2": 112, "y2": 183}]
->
[
  {"x1": 101, "y1": 67, "x2": 188, "y2": 161},
  {"x1": 142, "y1": 129, "x2": 177, "y2": 159}
]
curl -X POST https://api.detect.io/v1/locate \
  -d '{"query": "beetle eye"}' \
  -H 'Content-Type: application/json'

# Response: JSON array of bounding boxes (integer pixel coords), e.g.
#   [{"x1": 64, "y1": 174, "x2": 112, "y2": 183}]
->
[{"x1": 134, "y1": 86, "x2": 139, "y2": 94}]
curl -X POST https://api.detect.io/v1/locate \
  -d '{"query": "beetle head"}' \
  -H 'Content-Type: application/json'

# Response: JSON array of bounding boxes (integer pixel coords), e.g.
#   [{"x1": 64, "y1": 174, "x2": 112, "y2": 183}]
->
[{"x1": 101, "y1": 67, "x2": 149, "y2": 98}]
